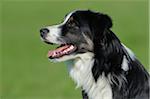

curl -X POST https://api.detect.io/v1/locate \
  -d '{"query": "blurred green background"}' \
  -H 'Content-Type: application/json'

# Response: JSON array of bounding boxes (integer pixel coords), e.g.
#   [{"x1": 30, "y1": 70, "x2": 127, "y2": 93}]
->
[{"x1": 1, "y1": 0, "x2": 149, "y2": 99}]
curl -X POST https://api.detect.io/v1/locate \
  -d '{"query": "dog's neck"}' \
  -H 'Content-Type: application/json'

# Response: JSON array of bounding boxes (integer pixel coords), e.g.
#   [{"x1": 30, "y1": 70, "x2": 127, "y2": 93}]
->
[
  {"x1": 65, "y1": 52, "x2": 112, "y2": 99},
  {"x1": 66, "y1": 52, "x2": 94, "y2": 87}
]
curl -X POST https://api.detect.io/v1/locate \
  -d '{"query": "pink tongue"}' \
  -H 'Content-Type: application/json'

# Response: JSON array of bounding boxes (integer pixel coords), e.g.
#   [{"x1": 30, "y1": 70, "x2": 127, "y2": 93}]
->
[{"x1": 47, "y1": 45, "x2": 71, "y2": 58}]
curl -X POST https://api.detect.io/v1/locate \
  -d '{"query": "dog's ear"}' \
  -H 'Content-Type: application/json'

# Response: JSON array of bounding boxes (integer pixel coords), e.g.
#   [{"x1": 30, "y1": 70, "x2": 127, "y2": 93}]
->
[
  {"x1": 89, "y1": 12, "x2": 113, "y2": 40},
  {"x1": 93, "y1": 13, "x2": 112, "y2": 30},
  {"x1": 98, "y1": 14, "x2": 112, "y2": 29}
]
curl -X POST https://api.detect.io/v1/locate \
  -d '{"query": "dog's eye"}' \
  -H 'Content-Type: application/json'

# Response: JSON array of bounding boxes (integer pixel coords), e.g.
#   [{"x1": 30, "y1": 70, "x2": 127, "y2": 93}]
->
[{"x1": 67, "y1": 21, "x2": 79, "y2": 29}]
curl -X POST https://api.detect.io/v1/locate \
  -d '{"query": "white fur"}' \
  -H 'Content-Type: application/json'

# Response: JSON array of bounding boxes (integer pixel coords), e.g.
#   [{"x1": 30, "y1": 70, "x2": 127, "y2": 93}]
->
[
  {"x1": 121, "y1": 56, "x2": 129, "y2": 71},
  {"x1": 62, "y1": 11, "x2": 75, "y2": 24},
  {"x1": 107, "y1": 73, "x2": 127, "y2": 90},
  {"x1": 44, "y1": 11, "x2": 75, "y2": 44},
  {"x1": 45, "y1": 11, "x2": 115, "y2": 99},
  {"x1": 82, "y1": 34, "x2": 94, "y2": 51},
  {"x1": 46, "y1": 25, "x2": 62, "y2": 44},
  {"x1": 122, "y1": 43, "x2": 135, "y2": 60},
  {"x1": 66, "y1": 52, "x2": 112, "y2": 99}
]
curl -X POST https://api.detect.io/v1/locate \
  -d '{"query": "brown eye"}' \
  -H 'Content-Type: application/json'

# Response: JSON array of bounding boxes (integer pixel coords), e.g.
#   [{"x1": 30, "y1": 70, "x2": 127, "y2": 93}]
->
[
  {"x1": 73, "y1": 24, "x2": 79, "y2": 29},
  {"x1": 67, "y1": 20, "x2": 79, "y2": 29},
  {"x1": 66, "y1": 17, "x2": 79, "y2": 29},
  {"x1": 67, "y1": 22, "x2": 79, "y2": 29},
  {"x1": 70, "y1": 22, "x2": 76, "y2": 27}
]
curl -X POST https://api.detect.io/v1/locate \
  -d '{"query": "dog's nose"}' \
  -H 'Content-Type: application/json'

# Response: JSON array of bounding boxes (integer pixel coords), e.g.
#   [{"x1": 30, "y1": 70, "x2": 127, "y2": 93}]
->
[{"x1": 40, "y1": 28, "x2": 49, "y2": 38}]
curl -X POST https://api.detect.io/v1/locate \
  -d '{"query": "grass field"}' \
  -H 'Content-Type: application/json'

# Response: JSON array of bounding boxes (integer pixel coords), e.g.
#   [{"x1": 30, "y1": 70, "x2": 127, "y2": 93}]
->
[{"x1": 1, "y1": 0, "x2": 149, "y2": 99}]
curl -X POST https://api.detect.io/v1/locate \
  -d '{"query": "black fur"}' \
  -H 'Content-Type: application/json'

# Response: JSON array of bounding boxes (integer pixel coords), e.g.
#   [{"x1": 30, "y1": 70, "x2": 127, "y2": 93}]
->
[
  {"x1": 71, "y1": 10, "x2": 149, "y2": 99},
  {"x1": 41, "y1": 10, "x2": 150, "y2": 99}
]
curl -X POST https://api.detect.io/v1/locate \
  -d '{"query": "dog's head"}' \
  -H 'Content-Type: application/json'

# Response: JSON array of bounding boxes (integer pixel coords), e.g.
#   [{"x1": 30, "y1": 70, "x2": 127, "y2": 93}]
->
[{"x1": 40, "y1": 10, "x2": 112, "y2": 62}]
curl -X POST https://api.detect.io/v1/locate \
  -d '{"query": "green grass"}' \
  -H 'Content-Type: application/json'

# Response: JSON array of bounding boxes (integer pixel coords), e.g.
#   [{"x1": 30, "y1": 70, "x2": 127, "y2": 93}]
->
[{"x1": 1, "y1": 0, "x2": 149, "y2": 99}]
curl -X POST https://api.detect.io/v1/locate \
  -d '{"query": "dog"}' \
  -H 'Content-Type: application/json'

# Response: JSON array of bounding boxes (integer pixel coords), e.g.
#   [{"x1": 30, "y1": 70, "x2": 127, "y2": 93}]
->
[{"x1": 40, "y1": 10, "x2": 149, "y2": 99}]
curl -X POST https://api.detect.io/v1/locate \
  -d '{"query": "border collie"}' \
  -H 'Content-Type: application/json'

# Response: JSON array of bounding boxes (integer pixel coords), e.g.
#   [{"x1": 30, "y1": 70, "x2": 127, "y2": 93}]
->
[{"x1": 40, "y1": 10, "x2": 149, "y2": 99}]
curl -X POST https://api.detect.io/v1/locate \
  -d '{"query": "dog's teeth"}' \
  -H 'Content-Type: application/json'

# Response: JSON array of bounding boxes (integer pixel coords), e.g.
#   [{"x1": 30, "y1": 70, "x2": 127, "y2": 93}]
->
[
  {"x1": 52, "y1": 52, "x2": 57, "y2": 57},
  {"x1": 50, "y1": 45, "x2": 75, "y2": 58},
  {"x1": 66, "y1": 48, "x2": 70, "y2": 52},
  {"x1": 67, "y1": 46, "x2": 74, "y2": 51},
  {"x1": 69, "y1": 45, "x2": 74, "y2": 49},
  {"x1": 63, "y1": 50, "x2": 67, "y2": 53}
]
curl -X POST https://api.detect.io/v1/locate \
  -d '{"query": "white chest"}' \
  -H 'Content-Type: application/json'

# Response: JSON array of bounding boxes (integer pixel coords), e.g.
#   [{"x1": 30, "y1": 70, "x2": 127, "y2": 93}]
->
[{"x1": 66, "y1": 53, "x2": 112, "y2": 99}]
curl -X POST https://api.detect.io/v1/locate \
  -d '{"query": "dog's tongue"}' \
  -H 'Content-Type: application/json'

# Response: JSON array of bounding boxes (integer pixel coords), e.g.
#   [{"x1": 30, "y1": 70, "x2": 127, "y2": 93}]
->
[{"x1": 47, "y1": 45, "x2": 75, "y2": 58}]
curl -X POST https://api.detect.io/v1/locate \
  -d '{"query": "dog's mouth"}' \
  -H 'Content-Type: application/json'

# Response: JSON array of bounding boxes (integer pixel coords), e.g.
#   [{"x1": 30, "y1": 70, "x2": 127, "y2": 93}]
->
[{"x1": 47, "y1": 44, "x2": 77, "y2": 59}]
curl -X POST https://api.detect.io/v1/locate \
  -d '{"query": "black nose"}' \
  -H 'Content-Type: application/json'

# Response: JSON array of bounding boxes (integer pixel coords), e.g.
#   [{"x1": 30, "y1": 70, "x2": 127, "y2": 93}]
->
[{"x1": 40, "y1": 28, "x2": 49, "y2": 38}]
